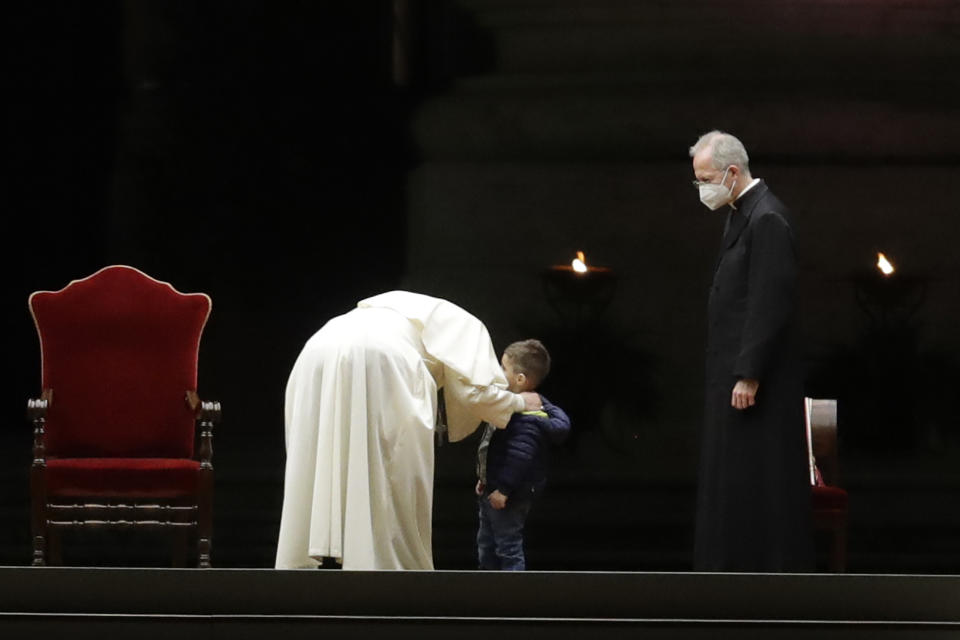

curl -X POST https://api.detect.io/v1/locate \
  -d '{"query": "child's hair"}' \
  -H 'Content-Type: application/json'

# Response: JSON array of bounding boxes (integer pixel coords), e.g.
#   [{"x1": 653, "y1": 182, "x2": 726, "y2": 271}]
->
[{"x1": 504, "y1": 339, "x2": 551, "y2": 388}]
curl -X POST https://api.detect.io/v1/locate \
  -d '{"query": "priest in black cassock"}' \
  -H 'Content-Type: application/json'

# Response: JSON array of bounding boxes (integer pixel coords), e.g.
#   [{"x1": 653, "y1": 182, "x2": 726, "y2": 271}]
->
[{"x1": 689, "y1": 130, "x2": 814, "y2": 572}]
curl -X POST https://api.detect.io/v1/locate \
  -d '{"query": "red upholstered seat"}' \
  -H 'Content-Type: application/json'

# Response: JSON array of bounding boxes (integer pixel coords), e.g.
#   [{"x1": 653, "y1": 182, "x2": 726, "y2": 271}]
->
[
  {"x1": 27, "y1": 265, "x2": 220, "y2": 567},
  {"x1": 45, "y1": 458, "x2": 201, "y2": 498}
]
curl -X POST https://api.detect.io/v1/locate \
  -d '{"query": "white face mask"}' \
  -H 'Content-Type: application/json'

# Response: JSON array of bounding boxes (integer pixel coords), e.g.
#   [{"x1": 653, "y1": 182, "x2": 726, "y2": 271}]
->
[{"x1": 698, "y1": 166, "x2": 736, "y2": 211}]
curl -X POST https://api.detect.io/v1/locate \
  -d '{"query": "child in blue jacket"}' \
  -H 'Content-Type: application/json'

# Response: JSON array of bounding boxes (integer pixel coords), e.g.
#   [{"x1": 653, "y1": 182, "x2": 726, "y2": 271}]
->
[{"x1": 475, "y1": 339, "x2": 571, "y2": 570}]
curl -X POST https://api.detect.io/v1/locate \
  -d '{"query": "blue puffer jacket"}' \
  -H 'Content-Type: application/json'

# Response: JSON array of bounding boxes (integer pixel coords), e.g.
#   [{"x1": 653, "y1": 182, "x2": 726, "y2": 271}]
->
[{"x1": 485, "y1": 396, "x2": 571, "y2": 496}]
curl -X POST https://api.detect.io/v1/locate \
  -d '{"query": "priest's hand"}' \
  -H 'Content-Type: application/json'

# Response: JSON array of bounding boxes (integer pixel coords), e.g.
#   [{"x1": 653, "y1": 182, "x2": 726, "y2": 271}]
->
[
  {"x1": 488, "y1": 490, "x2": 508, "y2": 510},
  {"x1": 520, "y1": 392, "x2": 542, "y2": 411},
  {"x1": 731, "y1": 378, "x2": 759, "y2": 410}
]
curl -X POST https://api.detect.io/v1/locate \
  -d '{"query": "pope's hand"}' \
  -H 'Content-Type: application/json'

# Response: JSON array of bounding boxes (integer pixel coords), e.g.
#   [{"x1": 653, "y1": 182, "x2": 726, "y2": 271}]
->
[
  {"x1": 731, "y1": 378, "x2": 759, "y2": 410},
  {"x1": 520, "y1": 392, "x2": 542, "y2": 411}
]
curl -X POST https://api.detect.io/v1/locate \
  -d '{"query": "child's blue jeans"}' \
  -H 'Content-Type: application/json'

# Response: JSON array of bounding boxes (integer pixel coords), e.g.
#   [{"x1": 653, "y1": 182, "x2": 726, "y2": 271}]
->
[{"x1": 477, "y1": 487, "x2": 534, "y2": 570}]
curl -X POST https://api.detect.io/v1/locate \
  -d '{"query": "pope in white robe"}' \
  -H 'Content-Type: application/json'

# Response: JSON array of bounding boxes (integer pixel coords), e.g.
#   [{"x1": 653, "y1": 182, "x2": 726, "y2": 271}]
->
[{"x1": 276, "y1": 291, "x2": 536, "y2": 570}]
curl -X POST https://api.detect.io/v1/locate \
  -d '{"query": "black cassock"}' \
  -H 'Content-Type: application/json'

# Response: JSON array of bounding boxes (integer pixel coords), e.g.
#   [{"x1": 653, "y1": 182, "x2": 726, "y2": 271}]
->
[{"x1": 694, "y1": 180, "x2": 814, "y2": 572}]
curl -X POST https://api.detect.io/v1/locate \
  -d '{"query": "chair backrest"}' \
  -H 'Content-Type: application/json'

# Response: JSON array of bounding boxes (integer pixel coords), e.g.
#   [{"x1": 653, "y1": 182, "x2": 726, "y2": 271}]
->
[
  {"x1": 29, "y1": 266, "x2": 211, "y2": 458},
  {"x1": 805, "y1": 398, "x2": 839, "y2": 486}
]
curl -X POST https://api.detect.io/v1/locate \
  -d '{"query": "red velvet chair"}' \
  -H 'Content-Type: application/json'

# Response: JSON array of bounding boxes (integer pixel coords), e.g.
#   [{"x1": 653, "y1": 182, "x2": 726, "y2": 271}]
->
[
  {"x1": 27, "y1": 265, "x2": 221, "y2": 567},
  {"x1": 805, "y1": 398, "x2": 849, "y2": 572}
]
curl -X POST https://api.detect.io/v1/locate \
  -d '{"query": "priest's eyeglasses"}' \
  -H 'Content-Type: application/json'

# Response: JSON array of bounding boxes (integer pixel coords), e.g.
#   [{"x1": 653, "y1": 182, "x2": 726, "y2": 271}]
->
[
  {"x1": 692, "y1": 166, "x2": 733, "y2": 189},
  {"x1": 691, "y1": 175, "x2": 725, "y2": 189}
]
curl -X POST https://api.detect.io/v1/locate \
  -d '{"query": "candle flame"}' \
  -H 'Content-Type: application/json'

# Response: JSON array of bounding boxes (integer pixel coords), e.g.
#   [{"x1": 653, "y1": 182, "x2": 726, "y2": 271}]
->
[
  {"x1": 877, "y1": 252, "x2": 895, "y2": 276},
  {"x1": 572, "y1": 251, "x2": 588, "y2": 274}
]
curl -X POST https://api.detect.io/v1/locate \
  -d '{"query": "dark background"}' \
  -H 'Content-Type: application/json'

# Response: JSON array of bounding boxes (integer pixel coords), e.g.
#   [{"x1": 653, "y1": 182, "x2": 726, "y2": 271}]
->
[{"x1": 5, "y1": 0, "x2": 960, "y2": 572}]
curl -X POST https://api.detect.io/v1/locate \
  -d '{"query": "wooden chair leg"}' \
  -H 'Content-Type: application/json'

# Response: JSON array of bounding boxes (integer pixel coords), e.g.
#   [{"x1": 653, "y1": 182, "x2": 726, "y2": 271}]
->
[
  {"x1": 198, "y1": 537, "x2": 211, "y2": 568},
  {"x1": 30, "y1": 462, "x2": 48, "y2": 566},
  {"x1": 31, "y1": 535, "x2": 46, "y2": 567},
  {"x1": 197, "y1": 468, "x2": 213, "y2": 568}
]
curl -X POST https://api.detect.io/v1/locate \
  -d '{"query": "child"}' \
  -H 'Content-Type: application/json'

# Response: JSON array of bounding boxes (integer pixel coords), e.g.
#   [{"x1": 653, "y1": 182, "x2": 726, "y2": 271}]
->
[{"x1": 475, "y1": 339, "x2": 571, "y2": 570}]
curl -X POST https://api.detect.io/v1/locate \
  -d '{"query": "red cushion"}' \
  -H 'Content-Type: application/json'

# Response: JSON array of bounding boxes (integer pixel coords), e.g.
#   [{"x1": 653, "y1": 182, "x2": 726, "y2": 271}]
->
[
  {"x1": 46, "y1": 458, "x2": 201, "y2": 498},
  {"x1": 812, "y1": 484, "x2": 848, "y2": 511},
  {"x1": 30, "y1": 266, "x2": 211, "y2": 458}
]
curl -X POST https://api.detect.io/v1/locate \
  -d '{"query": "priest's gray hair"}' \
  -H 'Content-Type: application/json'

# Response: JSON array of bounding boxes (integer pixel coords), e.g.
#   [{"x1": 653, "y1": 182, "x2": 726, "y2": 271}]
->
[{"x1": 689, "y1": 130, "x2": 750, "y2": 172}]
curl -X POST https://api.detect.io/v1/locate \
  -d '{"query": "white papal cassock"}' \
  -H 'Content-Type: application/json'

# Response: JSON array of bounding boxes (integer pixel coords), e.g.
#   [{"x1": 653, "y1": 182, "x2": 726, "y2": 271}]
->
[{"x1": 276, "y1": 291, "x2": 524, "y2": 570}]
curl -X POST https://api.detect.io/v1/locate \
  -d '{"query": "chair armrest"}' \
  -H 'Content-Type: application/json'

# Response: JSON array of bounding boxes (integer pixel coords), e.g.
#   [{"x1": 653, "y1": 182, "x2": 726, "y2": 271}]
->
[
  {"x1": 185, "y1": 391, "x2": 222, "y2": 423},
  {"x1": 27, "y1": 397, "x2": 49, "y2": 422}
]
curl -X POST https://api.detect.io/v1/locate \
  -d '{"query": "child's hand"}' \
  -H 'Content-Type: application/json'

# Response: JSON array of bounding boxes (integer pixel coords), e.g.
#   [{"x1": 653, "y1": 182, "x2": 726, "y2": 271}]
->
[
  {"x1": 475, "y1": 480, "x2": 484, "y2": 496},
  {"x1": 488, "y1": 490, "x2": 508, "y2": 510}
]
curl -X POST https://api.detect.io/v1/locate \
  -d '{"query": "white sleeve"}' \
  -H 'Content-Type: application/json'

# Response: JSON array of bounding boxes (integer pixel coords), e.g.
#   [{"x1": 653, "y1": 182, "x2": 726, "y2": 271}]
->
[
  {"x1": 443, "y1": 376, "x2": 523, "y2": 440},
  {"x1": 462, "y1": 386, "x2": 524, "y2": 429}
]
